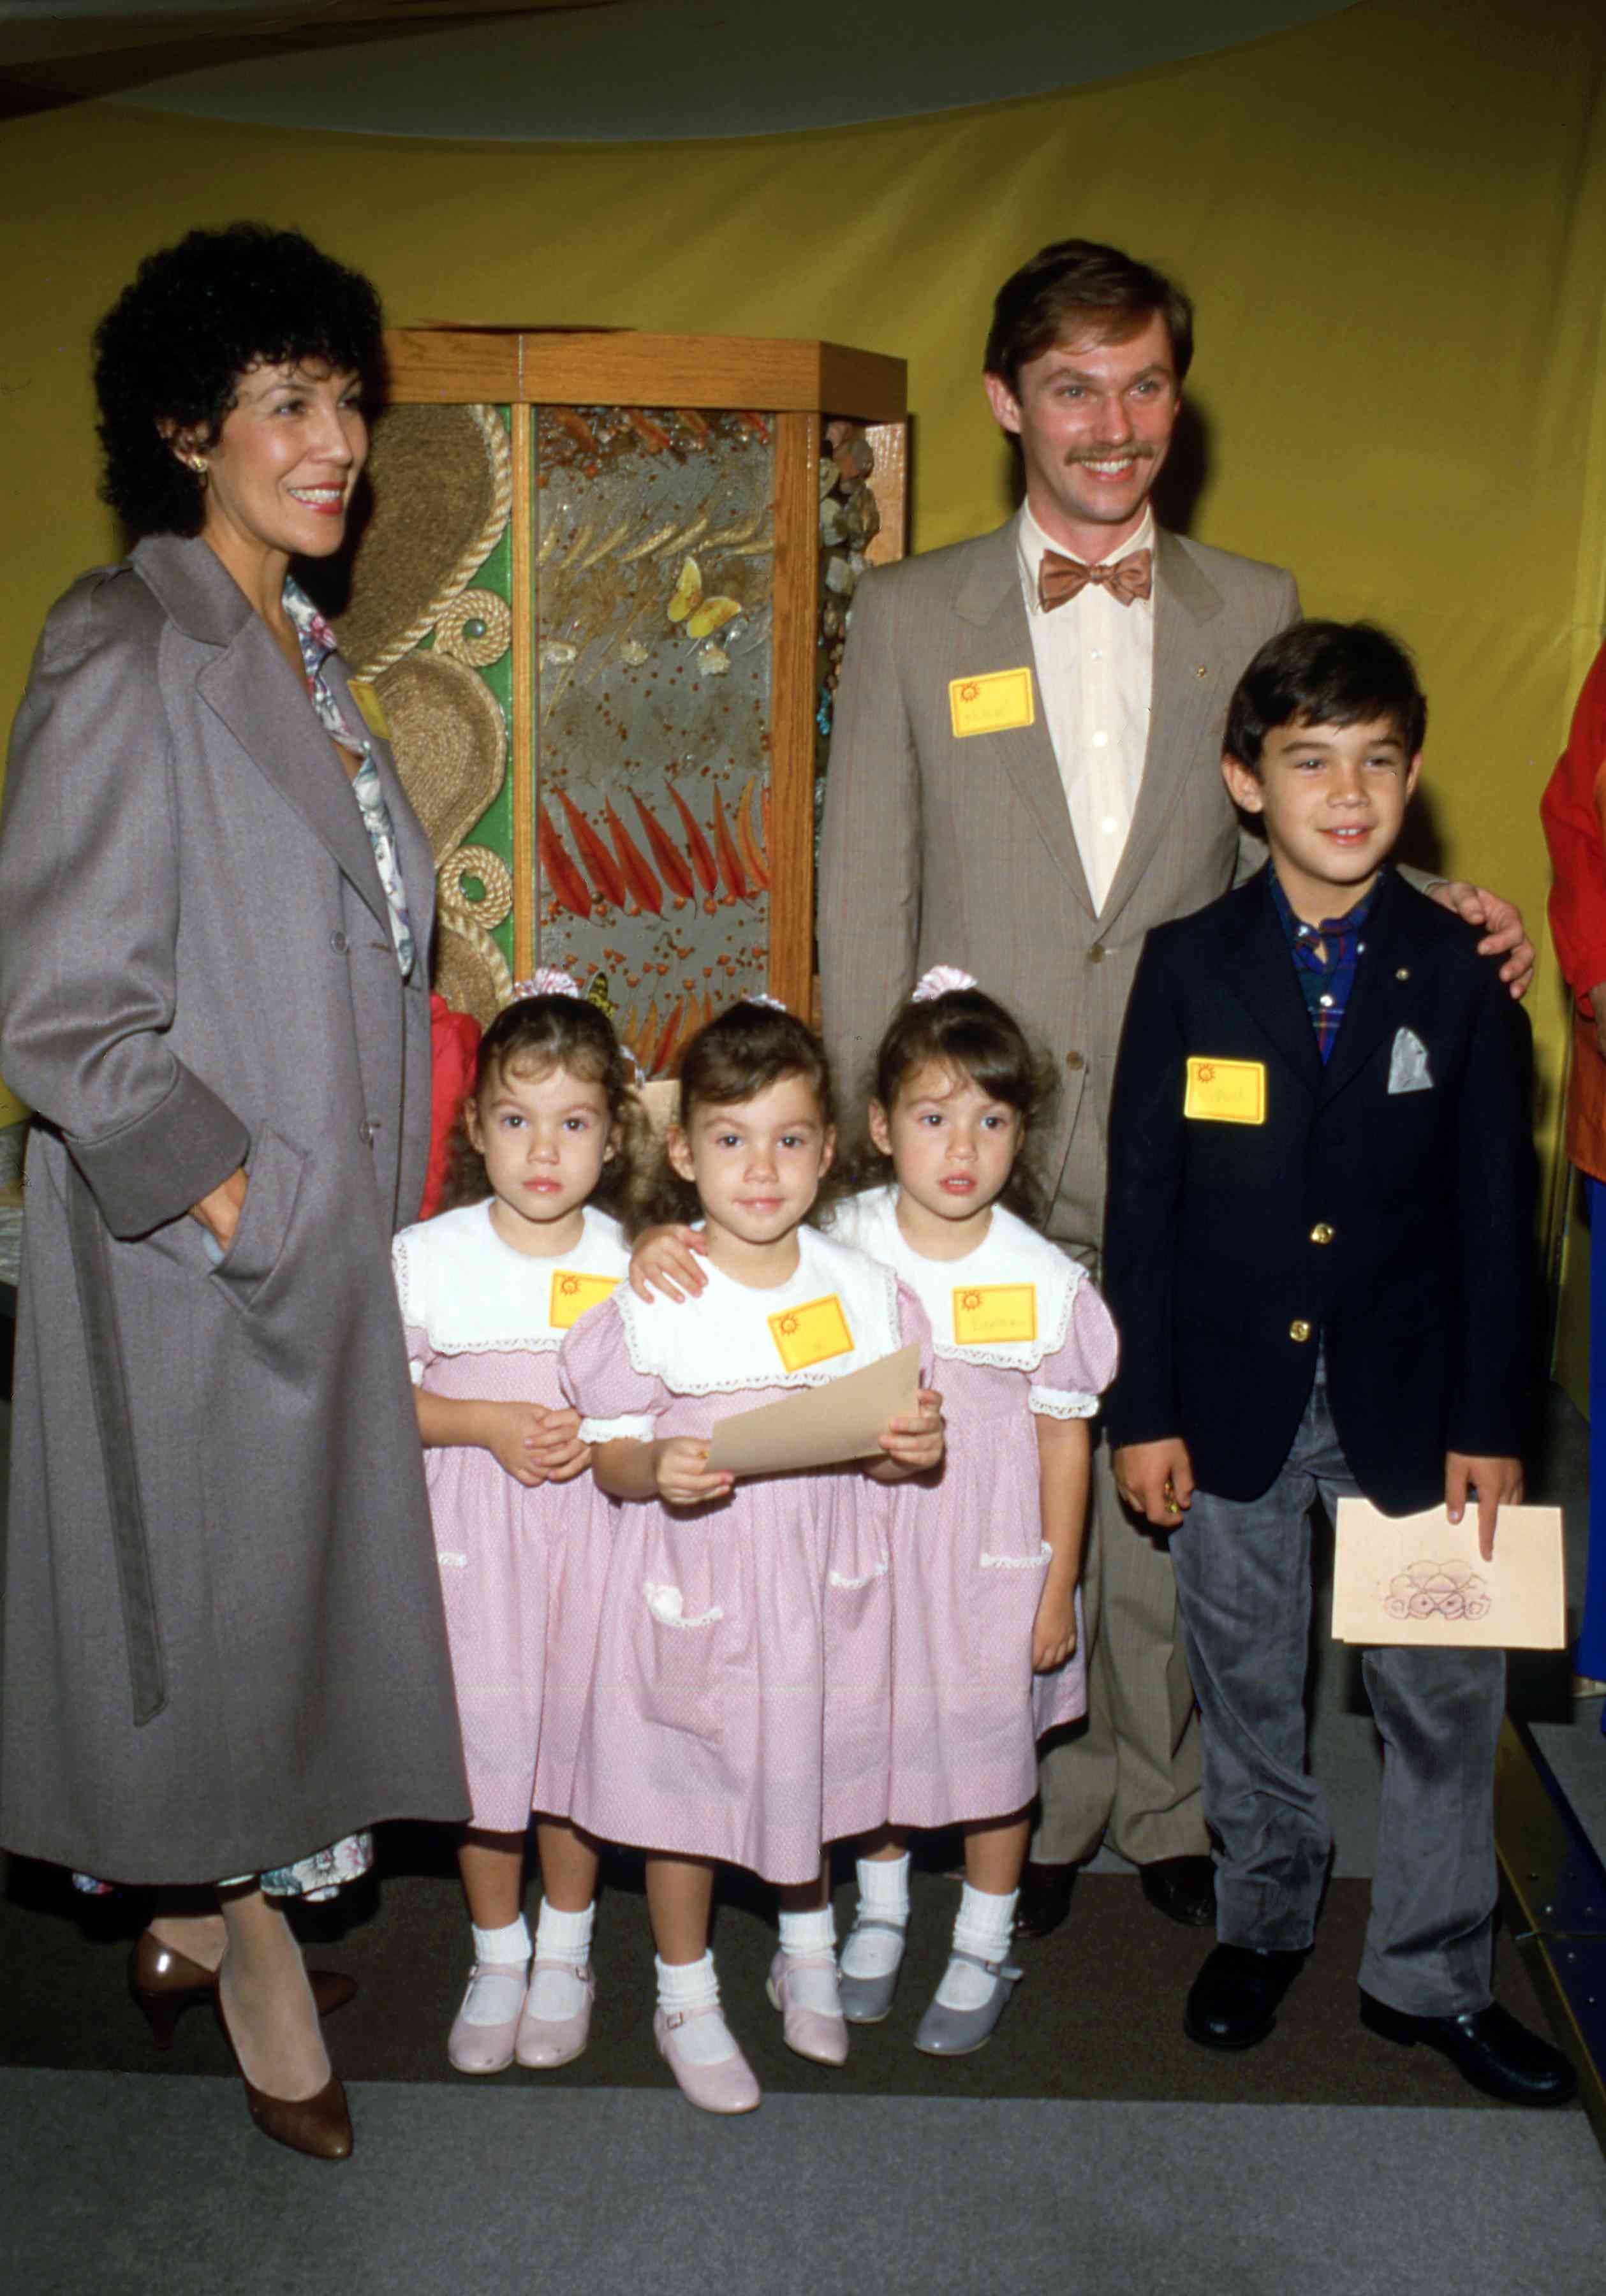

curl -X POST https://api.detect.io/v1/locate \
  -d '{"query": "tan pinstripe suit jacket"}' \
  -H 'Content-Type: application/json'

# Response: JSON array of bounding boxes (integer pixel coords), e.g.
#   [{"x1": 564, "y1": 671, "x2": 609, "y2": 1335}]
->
[{"x1": 819, "y1": 517, "x2": 1300, "y2": 1254}]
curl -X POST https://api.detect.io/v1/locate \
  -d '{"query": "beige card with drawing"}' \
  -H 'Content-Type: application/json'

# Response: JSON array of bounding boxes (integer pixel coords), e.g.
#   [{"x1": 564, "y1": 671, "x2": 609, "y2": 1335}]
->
[{"x1": 1330, "y1": 1499, "x2": 1565, "y2": 1648}]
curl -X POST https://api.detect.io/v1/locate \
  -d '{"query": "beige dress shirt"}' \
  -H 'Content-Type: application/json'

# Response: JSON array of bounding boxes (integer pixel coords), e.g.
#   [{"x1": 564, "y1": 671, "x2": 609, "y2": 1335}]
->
[{"x1": 1015, "y1": 503, "x2": 1156, "y2": 914}]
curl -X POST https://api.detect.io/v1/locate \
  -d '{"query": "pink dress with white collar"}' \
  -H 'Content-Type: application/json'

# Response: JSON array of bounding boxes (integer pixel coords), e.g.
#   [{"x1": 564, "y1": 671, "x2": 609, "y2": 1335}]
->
[
  {"x1": 832, "y1": 1187, "x2": 1118, "y2": 1829},
  {"x1": 559, "y1": 1225, "x2": 931, "y2": 1885},
  {"x1": 393, "y1": 1200, "x2": 627, "y2": 1833}
]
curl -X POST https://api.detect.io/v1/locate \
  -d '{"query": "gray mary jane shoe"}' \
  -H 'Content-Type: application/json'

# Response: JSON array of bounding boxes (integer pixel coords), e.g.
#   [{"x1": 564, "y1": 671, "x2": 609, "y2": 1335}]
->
[
  {"x1": 836, "y1": 1917, "x2": 907, "y2": 2025},
  {"x1": 913, "y1": 1948, "x2": 1023, "y2": 2057}
]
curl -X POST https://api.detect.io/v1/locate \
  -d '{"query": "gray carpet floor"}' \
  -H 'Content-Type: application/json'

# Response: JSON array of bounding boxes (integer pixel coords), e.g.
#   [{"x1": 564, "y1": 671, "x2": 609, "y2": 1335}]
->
[
  {"x1": 4, "y1": 2077, "x2": 1603, "y2": 2296},
  {"x1": 1, "y1": 1385, "x2": 1603, "y2": 2290}
]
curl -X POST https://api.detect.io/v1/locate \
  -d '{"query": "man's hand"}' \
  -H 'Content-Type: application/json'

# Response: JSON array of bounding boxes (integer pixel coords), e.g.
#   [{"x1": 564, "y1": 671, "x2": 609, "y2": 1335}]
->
[
  {"x1": 1445, "y1": 1452, "x2": 1524, "y2": 1561},
  {"x1": 1428, "y1": 881, "x2": 1533, "y2": 999},
  {"x1": 1112, "y1": 1437, "x2": 1195, "y2": 1527},
  {"x1": 628, "y1": 1224, "x2": 709, "y2": 1303}
]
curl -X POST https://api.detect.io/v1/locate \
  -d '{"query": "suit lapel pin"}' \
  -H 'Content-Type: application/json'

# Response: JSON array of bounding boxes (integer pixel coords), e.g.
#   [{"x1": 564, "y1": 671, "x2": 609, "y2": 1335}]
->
[{"x1": 1195, "y1": 665, "x2": 1208, "y2": 679}]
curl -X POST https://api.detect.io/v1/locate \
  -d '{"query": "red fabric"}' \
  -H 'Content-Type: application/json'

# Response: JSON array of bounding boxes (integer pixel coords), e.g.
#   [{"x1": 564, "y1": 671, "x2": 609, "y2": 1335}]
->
[
  {"x1": 1540, "y1": 640, "x2": 1606, "y2": 1180},
  {"x1": 420, "y1": 994, "x2": 481, "y2": 1221}
]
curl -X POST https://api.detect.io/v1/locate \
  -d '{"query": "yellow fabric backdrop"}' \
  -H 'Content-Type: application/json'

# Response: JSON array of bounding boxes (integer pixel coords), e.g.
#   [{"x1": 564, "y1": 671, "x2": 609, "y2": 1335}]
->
[{"x1": 2, "y1": 0, "x2": 1603, "y2": 1265}]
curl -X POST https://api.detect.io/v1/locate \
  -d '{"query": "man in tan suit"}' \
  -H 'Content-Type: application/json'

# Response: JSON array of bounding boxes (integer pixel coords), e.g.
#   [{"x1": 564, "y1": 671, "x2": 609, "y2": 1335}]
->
[{"x1": 818, "y1": 239, "x2": 1529, "y2": 1934}]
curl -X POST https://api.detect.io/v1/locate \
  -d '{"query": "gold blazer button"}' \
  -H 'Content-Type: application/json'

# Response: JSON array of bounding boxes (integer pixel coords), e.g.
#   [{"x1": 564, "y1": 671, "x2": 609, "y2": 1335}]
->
[
  {"x1": 1288, "y1": 1318, "x2": 1313, "y2": 1343},
  {"x1": 1309, "y1": 1223, "x2": 1335, "y2": 1245}
]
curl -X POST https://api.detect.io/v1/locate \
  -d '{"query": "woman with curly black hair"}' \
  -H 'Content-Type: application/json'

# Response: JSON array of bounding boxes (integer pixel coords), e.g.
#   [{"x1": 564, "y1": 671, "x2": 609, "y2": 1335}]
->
[{"x1": 0, "y1": 224, "x2": 469, "y2": 2160}]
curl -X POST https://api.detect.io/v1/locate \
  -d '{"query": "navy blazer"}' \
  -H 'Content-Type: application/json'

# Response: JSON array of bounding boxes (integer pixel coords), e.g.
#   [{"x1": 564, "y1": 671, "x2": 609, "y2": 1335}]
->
[{"x1": 1101, "y1": 866, "x2": 1535, "y2": 1514}]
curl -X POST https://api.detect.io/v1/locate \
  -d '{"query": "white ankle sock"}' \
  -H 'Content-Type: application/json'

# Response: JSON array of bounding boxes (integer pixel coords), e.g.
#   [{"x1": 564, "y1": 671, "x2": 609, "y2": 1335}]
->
[
  {"x1": 841, "y1": 1855, "x2": 910, "y2": 1980},
  {"x1": 656, "y1": 1952, "x2": 737, "y2": 2066},
  {"x1": 936, "y1": 1884, "x2": 1018, "y2": 2012},
  {"x1": 777, "y1": 1907, "x2": 841, "y2": 2015},
  {"x1": 526, "y1": 1899, "x2": 595, "y2": 2017},
  {"x1": 461, "y1": 1915, "x2": 531, "y2": 2025}
]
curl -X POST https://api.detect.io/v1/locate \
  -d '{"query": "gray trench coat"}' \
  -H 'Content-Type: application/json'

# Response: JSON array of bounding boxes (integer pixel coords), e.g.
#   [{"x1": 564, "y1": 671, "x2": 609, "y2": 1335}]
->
[{"x1": 0, "y1": 532, "x2": 469, "y2": 1883}]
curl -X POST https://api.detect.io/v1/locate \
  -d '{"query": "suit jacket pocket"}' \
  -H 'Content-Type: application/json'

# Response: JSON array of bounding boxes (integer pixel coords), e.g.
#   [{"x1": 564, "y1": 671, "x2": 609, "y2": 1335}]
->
[{"x1": 210, "y1": 1123, "x2": 307, "y2": 1310}]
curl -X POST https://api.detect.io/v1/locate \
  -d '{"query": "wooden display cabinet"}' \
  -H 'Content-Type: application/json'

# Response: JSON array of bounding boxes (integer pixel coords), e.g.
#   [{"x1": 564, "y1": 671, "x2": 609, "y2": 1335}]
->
[{"x1": 325, "y1": 329, "x2": 908, "y2": 1066}]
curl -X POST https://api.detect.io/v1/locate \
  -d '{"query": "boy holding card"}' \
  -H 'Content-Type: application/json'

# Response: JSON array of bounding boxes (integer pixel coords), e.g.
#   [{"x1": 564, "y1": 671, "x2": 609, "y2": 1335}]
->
[{"x1": 1101, "y1": 620, "x2": 1573, "y2": 2105}]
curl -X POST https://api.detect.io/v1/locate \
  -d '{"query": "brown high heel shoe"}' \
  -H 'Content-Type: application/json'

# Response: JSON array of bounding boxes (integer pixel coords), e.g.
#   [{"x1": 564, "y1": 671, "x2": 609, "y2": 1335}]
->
[
  {"x1": 213, "y1": 1994, "x2": 354, "y2": 2161},
  {"x1": 129, "y1": 1931, "x2": 358, "y2": 2050}
]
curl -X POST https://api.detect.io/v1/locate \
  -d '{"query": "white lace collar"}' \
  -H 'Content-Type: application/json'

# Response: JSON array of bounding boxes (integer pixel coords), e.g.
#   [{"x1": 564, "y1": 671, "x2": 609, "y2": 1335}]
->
[
  {"x1": 392, "y1": 1200, "x2": 628, "y2": 1355},
  {"x1": 830, "y1": 1186, "x2": 1083, "y2": 1371},
  {"x1": 614, "y1": 1223, "x2": 904, "y2": 1395}
]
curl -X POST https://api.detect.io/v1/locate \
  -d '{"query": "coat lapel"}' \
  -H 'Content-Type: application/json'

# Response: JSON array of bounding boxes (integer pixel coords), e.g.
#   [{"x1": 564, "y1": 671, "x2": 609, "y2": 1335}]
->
[
  {"x1": 1217, "y1": 872, "x2": 1325, "y2": 1095},
  {"x1": 952, "y1": 523, "x2": 1095, "y2": 917},
  {"x1": 1317, "y1": 870, "x2": 1433, "y2": 1107},
  {"x1": 135, "y1": 535, "x2": 393, "y2": 936},
  {"x1": 1099, "y1": 528, "x2": 1226, "y2": 931}
]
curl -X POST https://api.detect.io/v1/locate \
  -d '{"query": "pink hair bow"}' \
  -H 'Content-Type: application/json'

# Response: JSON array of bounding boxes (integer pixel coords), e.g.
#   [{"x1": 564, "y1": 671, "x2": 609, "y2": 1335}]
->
[{"x1": 911, "y1": 965, "x2": 978, "y2": 1003}]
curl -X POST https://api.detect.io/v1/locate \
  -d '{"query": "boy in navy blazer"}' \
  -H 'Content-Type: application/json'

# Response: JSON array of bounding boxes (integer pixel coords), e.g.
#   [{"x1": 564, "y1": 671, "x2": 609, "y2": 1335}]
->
[{"x1": 1101, "y1": 621, "x2": 1573, "y2": 2105}]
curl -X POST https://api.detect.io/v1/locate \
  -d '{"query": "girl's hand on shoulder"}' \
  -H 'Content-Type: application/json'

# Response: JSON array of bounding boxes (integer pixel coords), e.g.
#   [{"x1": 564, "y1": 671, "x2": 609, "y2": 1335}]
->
[
  {"x1": 526, "y1": 1405, "x2": 592, "y2": 1485},
  {"x1": 870, "y1": 1386, "x2": 945, "y2": 1480},
  {"x1": 628, "y1": 1225, "x2": 709, "y2": 1304},
  {"x1": 1031, "y1": 1578, "x2": 1077, "y2": 1673},
  {"x1": 480, "y1": 1401, "x2": 559, "y2": 1487},
  {"x1": 653, "y1": 1436, "x2": 735, "y2": 1508}
]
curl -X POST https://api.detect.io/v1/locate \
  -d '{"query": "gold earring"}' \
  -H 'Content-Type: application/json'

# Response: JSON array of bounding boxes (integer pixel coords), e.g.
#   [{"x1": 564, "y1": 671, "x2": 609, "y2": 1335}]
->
[{"x1": 189, "y1": 457, "x2": 207, "y2": 477}]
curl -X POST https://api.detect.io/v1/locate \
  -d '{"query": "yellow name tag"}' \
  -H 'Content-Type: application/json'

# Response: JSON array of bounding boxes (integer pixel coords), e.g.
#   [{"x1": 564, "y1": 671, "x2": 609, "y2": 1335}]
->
[
  {"x1": 1184, "y1": 1057, "x2": 1266, "y2": 1125},
  {"x1": 549, "y1": 1270, "x2": 619, "y2": 1329},
  {"x1": 769, "y1": 1293, "x2": 854, "y2": 1372},
  {"x1": 348, "y1": 679, "x2": 392, "y2": 742},
  {"x1": 948, "y1": 668, "x2": 1035, "y2": 739},
  {"x1": 952, "y1": 1283, "x2": 1037, "y2": 1345}
]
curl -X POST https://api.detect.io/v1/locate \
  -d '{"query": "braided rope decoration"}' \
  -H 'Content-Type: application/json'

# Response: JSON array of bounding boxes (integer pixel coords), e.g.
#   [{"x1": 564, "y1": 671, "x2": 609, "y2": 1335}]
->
[
  {"x1": 353, "y1": 405, "x2": 513, "y2": 678},
  {"x1": 436, "y1": 908, "x2": 513, "y2": 1022},
  {"x1": 438, "y1": 841, "x2": 513, "y2": 930},
  {"x1": 434, "y1": 585, "x2": 512, "y2": 667}
]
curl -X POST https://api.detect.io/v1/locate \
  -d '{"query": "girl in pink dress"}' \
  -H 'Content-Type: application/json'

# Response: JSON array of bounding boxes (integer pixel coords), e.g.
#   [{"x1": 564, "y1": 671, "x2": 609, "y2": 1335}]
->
[
  {"x1": 833, "y1": 970, "x2": 1118, "y2": 2054},
  {"x1": 558, "y1": 999, "x2": 944, "y2": 2114},
  {"x1": 392, "y1": 978, "x2": 643, "y2": 2076}
]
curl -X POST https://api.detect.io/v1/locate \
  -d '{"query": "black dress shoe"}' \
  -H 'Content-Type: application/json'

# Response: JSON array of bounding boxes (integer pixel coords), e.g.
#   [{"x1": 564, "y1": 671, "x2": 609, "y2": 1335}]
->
[
  {"x1": 1359, "y1": 1989, "x2": 1577, "y2": 2107},
  {"x1": 1013, "y1": 1860, "x2": 1076, "y2": 1941},
  {"x1": 1184, "y1": 1942, "x2": 1308, "y2": 2051},
  {"x1": 1139, "y1": 1853, "x2": 1216, "y2": 1927}
]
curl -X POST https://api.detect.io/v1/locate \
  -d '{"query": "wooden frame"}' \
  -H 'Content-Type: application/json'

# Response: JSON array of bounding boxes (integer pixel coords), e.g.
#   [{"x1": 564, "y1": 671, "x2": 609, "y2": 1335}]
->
[{"x1": 381, "y1": 328, "x2": 908, "y2": 1014}]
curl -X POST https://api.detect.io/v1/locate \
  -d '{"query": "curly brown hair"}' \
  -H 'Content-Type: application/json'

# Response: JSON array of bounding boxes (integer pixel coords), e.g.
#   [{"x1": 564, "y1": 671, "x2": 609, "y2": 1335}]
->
[
  {"x1": 441, "y1": 992, "x2": 646, "y2": 1219},
  {"x1": 628, "y1": 999, "x2": 841, "y2": 1235},
  {"x1": 845, "y1": 982, "x2": 1055, "y2": 1225}
]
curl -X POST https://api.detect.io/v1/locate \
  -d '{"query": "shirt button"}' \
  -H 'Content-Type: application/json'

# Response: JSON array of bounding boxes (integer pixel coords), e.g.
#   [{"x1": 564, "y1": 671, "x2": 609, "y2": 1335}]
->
[
  {"x1": 1289, "y1": 1319, "x2": 1312, "y2": 1343},
  {"x1": 330, "y1": 930, "x2": 349, "y2": 954},
  {"x1": 1065, "y1": 1050, "x2": 1085, "y2": 1071},
  {"x1": 1318, "y1": 994, "x2": 1334, "y2": 1009},
  {"x1": 1092, "y1": 731, "x2": 1109, "y2": 747},
  {"x1": 1309, "y1": 1223, "x2": 1335, "y2": 1246},
  {"x1": 1101, "y1": 816, "x2": 1118, "y2": 835},
  {"x1": 1090, "y1": 649, "x2": 1104, "y2": 661}
]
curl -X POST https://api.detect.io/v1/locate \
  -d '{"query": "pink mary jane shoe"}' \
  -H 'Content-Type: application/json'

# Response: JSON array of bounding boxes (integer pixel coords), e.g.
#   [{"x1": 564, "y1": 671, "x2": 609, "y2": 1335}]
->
[
  {"x1": 765, "y1": 1948, "x2": 850, "y2": 2066},
  {"x1": 653, "y1": 2005, "x2": 762, "y2": 2115},
  {"x1": 515, "y1": 1959, "x2": 595, "y2": 2069},
  {"x1": 447, "y1": 1961, "x2": 529, "y2": 2075}
]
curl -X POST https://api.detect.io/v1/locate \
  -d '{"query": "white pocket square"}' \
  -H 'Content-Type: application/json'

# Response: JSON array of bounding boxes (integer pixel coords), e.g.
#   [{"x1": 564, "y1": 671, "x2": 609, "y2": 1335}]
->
[{"x1": 1387, "y1": 1026, "x2": 1433, "y2": 1094}]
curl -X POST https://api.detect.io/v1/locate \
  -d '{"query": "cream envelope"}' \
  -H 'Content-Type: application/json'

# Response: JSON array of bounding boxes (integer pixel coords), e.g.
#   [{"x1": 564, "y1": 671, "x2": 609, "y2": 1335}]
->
[
  {"x1": 705, "y1": 1343, "x2": 920, "y2": 1476},
  {"x1": 1331, "y1": 1498, "x2": 1565, "y2": 1648}
]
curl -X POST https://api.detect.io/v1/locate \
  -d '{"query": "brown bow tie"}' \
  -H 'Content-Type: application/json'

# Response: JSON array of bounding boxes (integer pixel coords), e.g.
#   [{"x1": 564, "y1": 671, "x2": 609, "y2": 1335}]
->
[{"x1": 1038, "y1": 547, "x2": 1153, "y2": 612}]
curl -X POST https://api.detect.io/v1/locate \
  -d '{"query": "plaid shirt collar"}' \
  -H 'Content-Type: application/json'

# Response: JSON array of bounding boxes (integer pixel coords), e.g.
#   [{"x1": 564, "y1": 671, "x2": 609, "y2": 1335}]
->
[{"x1": 1268, "y1": 867, "x2": 1379, "y2": 1064}]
